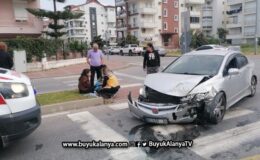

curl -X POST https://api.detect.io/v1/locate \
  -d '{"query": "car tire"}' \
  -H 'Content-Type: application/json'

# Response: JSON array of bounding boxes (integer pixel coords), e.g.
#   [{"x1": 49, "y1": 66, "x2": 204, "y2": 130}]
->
[
  {"x1": 249, "y1": 76, "x2": 257, "y2": 97},
  {"x1": 120, "y1": 51, "x2": 123, "y2": 56},
  {"x1": 129, "y1": 50, "x2": 132, "y2": 56},
  {"x1": 204, "y1": 92, "x2": 226, "y2": 124}
]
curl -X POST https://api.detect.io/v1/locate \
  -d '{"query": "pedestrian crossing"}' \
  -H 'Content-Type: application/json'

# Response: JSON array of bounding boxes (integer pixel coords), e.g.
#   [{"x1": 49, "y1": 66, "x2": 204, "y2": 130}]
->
[{"x1": 66, "y1": 102, "x2": 259, "y2": 160}]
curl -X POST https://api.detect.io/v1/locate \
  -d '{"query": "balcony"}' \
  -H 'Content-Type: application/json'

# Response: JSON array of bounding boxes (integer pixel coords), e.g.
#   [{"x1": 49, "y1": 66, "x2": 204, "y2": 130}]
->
[
  {"x1": 202, "y1": 20, "x2": 213, "y2": 27},
  {"x1": 140, "y1": 22, "x2": 156, "y2": 28},
  {"x1": 244, "y1": 31, "x2": 255, "y2": 37},
  {"x1": 117, "y1": 11, "x2": 127, "y2": 18},
  {"x1": 0, "y1": 19, "x2": 42, "y2": 36},
  {"x1": 190, "y1": 11, "x2": 201, "y2": 17},
  {"x1": 185, "y1": 0, "x2": 205, "y2": 4},
  {"x1": 244, "y1": 7, "x2": 256, "y2": 14},
  {"x1": 139, "y1": 8, "x2": 156, "y2": 15},
  {"x1": 226, "y1": 34, "x2": 242, "y2": 39},
  {"x1": 115, "y1": 0, "x2": 125, "y2": 6},
  {"x1": 116, "y1": 24, "x2": 128, "y2": 31},
  {"x1": 227, "y1": 0, "x2": 243, "y2": 5}
]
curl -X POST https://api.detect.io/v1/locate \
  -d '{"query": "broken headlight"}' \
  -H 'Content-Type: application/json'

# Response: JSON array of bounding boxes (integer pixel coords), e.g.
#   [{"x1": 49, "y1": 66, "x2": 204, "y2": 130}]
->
[
  {"x1": 181, "y1": 87, "x2": 218, "y2": 103},
  {"x1": 139, "y1": 87, "x2": 147, "y2": 98},
  {"x1": 181, "y1": 92, "x2": 210, "y2": 103},
  {"x1": 0, "y1": 82, "x2": 29, "y2": 99}
]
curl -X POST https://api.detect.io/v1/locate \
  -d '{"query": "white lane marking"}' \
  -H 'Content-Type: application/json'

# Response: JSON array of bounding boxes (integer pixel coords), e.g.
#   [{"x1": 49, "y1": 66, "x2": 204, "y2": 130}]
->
[
  {"x1": 191, "y1": 120, "x2": 260, "y2": 159},
  {"x1": 224, "y1": 109, "x2": 254, "y2": 120},
  {"x1": 108, "y1": 103, "x2": 128, "y2": 110},
  {"x1": 67, "y1": 111, "x2": 150, "y2": 160},
  {"x1": 114, "y1": 72, "x2": 145, "y2": 81},
  {"x1": 53, "y1": 75, "x2": 79, "y2": 80},
  {"x1": 121, "y1": 83, "x2": 142, "y2": 88},
  {"x1": 67, "y1": 83, "x2": 142, "y2": 88},
  {"x1": 42, "y1": 111, "x2": 70, "y2": 119}
]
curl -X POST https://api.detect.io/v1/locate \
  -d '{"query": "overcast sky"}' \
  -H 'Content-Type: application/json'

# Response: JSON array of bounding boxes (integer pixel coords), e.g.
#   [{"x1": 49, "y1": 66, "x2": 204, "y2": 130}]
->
[{"x1": 40, "y1": 0, "x2": 115, "y2": 11}]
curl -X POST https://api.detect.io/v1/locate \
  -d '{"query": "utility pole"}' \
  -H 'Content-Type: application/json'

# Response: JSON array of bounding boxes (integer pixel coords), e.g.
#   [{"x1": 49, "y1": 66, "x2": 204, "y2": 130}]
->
[{"x1": 255, "y1": 0, "x2": 258, "y2": 55}]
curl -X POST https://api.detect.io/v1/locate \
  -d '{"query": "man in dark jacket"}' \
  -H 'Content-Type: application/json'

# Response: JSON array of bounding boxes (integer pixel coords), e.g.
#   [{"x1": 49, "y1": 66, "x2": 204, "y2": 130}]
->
[
  {"x1": 143, "y1": 43, "x2": 160, "y2": 74},
  {"x1": 0, "y1": 42, "x2": 13, "y2": 70}
]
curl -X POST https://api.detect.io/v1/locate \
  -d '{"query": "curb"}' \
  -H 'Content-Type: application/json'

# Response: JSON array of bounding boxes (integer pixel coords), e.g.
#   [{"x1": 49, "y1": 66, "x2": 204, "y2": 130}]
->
[
  {"x1": 41, "y1": 97, "x2": 103, "y2": 115},
  {"x1": 27, "y1": 63, "x2": 139, "y2": 80}
]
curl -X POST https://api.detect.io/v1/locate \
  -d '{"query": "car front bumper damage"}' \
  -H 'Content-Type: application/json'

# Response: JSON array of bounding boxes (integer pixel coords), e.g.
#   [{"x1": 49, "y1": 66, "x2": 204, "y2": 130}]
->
[{"x1": 127, "y1": 93, "x2": 205, "y2": 124}]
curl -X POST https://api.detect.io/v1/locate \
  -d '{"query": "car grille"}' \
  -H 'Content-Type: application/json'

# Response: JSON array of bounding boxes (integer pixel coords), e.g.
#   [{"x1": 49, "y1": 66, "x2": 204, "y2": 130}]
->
[{"x1": 144, "y1": 87, "x2": 181, "y2": 104}]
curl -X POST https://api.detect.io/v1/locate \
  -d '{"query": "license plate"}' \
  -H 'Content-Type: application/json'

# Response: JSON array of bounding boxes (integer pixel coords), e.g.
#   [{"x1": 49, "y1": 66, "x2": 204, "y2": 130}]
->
[{"x1": 144, "y1": 118, "x2": 168, "y2": 124}]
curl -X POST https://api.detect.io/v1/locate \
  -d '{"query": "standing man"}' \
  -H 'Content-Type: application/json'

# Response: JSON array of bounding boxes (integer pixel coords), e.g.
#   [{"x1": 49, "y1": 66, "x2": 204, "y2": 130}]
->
[
  {"x1": 86, "y1": 43, "x2": 104, "y2": 91},
  {"x1": 143, "y1": 43, "x2": 160, "y2": 74},
  {"x1": 0, "y1": 42, "x2": 13, "y2": 70}
]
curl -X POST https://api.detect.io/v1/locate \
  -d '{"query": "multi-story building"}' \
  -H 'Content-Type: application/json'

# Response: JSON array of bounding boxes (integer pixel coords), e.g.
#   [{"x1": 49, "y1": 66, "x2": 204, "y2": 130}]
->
[
  {"x1": 161, "y1": 0, "x2": 180, "y2": 48},
  {"x1": 115, "y1": 0, "x2": 180, "y2": 48},
  {"x1": 179, "y1": 0, "x2": 205, "y2": 34},
  {"x1": 226, "y1": 0, "x2": 260, "y2": 45},
  {"x1": 66, "y1": 0, "x2": 116, "y2": 44},
  {"x1": 0, "y1": 0, "x2": 43, "y2": 39},
  {"x1": 202, "y1": 0, "x2": 227, "y2": 38}
]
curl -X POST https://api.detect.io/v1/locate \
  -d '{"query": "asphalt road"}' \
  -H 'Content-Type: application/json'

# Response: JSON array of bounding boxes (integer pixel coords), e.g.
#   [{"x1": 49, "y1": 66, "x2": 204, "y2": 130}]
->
[
  {"x1": 31, "y1": 56, "x2": 175, "y2": 94},
  {"x1": 1, "y1": 88, "x2": 260, "y2": 160}
]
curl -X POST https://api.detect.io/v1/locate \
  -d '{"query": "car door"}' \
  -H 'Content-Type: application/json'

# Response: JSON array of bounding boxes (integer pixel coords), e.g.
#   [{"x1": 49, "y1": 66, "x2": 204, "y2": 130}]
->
[
  {"x1": 236, "y1": 54, "x2": 250, "y2": 95},
  {"x1": 222, "y1": 55, "x2": 241, "y2": 107}
]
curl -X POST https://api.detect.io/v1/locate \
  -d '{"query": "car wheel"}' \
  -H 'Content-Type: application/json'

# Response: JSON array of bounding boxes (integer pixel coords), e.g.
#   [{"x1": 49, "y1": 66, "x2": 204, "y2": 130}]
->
[
  {"x1": 204, "y1": 92, "x2": 226, "y2": 124},
  {"x1": 120, "y1": 51, "x2": 123, "y2": 56},
  {"x1": 129, "y1": 50, "x2": 132, "y2": 56},
  {"x1": 249, "y1": 76, "x2": 257, "y2": 97}
]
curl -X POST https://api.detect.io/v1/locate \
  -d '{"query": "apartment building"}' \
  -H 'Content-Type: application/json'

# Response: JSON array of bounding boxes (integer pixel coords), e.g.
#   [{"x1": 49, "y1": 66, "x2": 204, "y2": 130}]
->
[
  {"x1": 179, "y1": 0, "x2": 205, "y2": 34},
  {"x1": 202, "y1": 0, "x2": 227, "y2": 38},
  {"x1": 116, "y1": 0, "x2": 179, "y2": 48},
  {"x1": 0, "y1": 0, "x2": 43, "y2": 39},
  {"x1": 66, "y1": 0, "x2": 116, "y2": 43},
  {"x1": 226, "y1": 0, "x2": 260, "y2": 45},
  {"x1": 161, "y1": 0, "x2": 180, "y2": 48}
]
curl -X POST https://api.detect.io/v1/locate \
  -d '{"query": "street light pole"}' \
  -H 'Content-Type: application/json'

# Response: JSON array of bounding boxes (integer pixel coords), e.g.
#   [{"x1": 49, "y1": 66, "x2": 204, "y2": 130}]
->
[{"x1": 255, "y1": 0, "x2": 258, "y2": 55}]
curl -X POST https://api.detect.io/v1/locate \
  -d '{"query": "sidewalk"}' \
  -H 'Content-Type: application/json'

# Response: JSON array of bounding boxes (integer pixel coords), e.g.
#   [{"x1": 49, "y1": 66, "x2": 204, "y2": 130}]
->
[{"x1": 25, "y1": 59, "x2": 129, "y2": 79}]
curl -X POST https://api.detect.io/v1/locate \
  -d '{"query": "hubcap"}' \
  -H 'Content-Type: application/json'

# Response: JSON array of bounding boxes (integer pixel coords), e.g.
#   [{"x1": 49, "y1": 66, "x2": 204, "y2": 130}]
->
[
  {"x1": 251, "y1": 78, "x2": 257, "y2": 95},
  {"x1": 213, "y1": 96, "x2": 225, "y2": 120}
]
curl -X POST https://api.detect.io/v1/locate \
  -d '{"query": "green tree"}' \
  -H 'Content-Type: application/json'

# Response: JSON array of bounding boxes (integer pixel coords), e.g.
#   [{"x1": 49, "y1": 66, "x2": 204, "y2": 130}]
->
[
  {"x1": 26, "y1": 1, "x2": 83, "y2": 40},
  {"x1": 68, "y1": 41, "x2": 88, "y2": 57},
  {"x1": 190, "y1": 30, "x2": 208, "y2": 48},
  {"x1": 117, "y1": 34, "x2": 139, "y2": 47},
  {"x1": 217, "y1": 28, "x2": 228, "y2": 43},
  {"x1": 90, "y1": 35, "x2": 106, "y2": 49}
]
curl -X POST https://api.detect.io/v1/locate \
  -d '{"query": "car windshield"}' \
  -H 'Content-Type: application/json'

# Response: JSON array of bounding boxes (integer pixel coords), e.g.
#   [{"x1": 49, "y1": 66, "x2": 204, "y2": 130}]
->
[{"x1": 164, "y1": 55, "x2": 224, "y2": 76}]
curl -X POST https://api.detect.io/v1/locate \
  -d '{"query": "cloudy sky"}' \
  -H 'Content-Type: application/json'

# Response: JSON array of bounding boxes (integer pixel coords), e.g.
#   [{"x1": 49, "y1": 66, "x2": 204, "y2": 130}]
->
[{"x1": 40, "y1": 0, "x2": 115, "y2": 11}]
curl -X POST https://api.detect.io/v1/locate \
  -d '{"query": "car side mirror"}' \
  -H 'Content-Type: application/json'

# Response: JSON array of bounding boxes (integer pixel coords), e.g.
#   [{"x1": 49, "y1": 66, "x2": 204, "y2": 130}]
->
[{"x1": 228, "y1": 68, "x2": 239, "y2": 76}]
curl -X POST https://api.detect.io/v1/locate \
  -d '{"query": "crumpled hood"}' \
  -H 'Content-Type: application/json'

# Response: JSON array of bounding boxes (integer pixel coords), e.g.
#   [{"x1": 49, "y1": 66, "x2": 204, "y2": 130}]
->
[{"x1": 144, "y1": 73, "x2": 205, "y2": 97}]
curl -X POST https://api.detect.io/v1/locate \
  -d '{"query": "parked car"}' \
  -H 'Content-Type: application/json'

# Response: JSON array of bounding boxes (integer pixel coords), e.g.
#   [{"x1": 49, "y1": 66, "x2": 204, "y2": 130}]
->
[
  {"x1": 103, "y1": 46, "x2": 113, "y2": 55},
  {"x1": 120, "y1": 44, "x2": 143, "y2": 56},
  {"x1": 128, "y1": 49, "x2": 257, "y2": 124},
  {"x1": 0, "y1": 68, "x2": 41, "y2": 147},
  {"x1": 110, "y1": 46, "x2": 121, "y2": 55},
  {"x1": 154, "y1": 46, "x2": 167, "y2": 57}
]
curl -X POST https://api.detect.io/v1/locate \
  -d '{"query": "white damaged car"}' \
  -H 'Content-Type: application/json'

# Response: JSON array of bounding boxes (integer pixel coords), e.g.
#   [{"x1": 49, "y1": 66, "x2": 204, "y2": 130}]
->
[
  {"x1": 0, "y1": 68, "x2": 41, "y2": 147},
  {"x1": 128, "y1": 49, "x2": 257, "y2": 124}
]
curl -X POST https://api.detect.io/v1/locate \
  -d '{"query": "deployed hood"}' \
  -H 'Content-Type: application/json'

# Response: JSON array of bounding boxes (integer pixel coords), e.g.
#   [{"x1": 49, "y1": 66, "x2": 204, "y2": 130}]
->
[
  {"x1": 0, "y1": 68, "x2": 31, "y2": 85},
  {"x1": 144, "y1": 73, "x2": 206, "y2": 97}
]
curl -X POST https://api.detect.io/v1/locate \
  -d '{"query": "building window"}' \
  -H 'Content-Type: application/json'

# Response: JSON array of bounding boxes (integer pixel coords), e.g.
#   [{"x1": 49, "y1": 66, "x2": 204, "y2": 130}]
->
[
  {"x1": 134, "y1": 31, "x2": 138, "y2": 37},
  {"x1": 174, "y1": 1, "x2": 179, "y2": 8},
  {"x1": 163, "y1": 22, "x2": 168, "y2": 30},
  {"x1": 174, "y1": 28, "x2": 178, "y2": 33},
  {"x1": 163, "y1": 8, "x2": 168, "y2": 17},
  {"x1": 181, "y1": 4, "x2": 184, "y2": 7},
  {"x1": 174, "y1": 15, "x2": 179, "y2": 21},
  {"x1": 13, "y1": 0, "x2": 28, "y2": 21},
  {"x1": 163, "y1": 0, "x2": 167, "y2": 3},
  {"x1": 142, "y1": 28, "x2": 146, "y2": 33},
  {"x1": 190, "y1": 6, "x2": 193, "y2": 11},
  {"x1": 190, "y1": 17, "x2": 200, "y2": 23}
]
